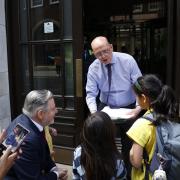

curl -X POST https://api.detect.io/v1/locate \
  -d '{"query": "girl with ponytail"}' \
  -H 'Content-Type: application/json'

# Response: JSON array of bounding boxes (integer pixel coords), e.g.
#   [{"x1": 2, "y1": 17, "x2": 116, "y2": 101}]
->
[{"x1": 126, "y1": 74, "x2": 180, "y2": 180}]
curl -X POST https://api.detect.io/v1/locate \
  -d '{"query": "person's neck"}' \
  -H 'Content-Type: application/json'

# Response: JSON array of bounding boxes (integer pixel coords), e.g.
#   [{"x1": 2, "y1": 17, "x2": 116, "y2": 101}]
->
[{"x1": 30, "y1": 118, "x2": 44, "y2": 131}]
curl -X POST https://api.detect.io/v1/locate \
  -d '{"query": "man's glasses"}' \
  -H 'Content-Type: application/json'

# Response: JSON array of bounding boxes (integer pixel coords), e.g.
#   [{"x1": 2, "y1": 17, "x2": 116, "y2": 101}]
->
[{"x1": 94, "y1": 46, "x2": 111, "y2": 59}]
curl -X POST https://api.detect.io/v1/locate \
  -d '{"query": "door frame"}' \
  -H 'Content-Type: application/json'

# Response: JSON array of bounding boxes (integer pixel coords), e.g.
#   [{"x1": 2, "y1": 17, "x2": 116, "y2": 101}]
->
[{"x1": 6, "y1": 0, "x2": 85, "y2": 164}]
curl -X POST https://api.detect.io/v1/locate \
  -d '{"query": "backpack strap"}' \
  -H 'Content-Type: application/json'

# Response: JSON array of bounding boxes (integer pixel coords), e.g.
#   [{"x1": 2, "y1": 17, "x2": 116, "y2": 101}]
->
[
  {"x1": 142, "y1": 113, "x2": 155, "y2": 123},
  {"x1": 143, "y1": 149, "x2": 150, "y2": 180},
  {"x1": 143, "y1": 113, "x2": 165, "y2": 153},
  {"x1": 142, "y1": 113, "x2": 165, "y2": 180}
]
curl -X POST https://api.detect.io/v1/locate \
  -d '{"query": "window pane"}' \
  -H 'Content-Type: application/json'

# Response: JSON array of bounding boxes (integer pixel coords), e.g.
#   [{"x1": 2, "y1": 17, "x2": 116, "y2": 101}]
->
[
  {"x1": 64, "y1": 43, "x2": 74, "y2": 95},
  {"x1": 63, "y1": 0, "x2": 72, "y2": 39},
  {"x1": 30, "y1": 2, "x2": 62, "y2": 40},
  {"x1": 19, "y1": 0, "x2": 28, "y2": 41},
  {"x1": 32, "y1": 44, "x2": 63, "y2": 95},
  {"x1": 31, "y1": 0, "x2": 43, "y2": 8},
  {"x1": 50, "y1": 0, "x2": 60, "y2": 5},
  {"x1": 20, "y1": 45, "x2": 31, "y2": 94}
]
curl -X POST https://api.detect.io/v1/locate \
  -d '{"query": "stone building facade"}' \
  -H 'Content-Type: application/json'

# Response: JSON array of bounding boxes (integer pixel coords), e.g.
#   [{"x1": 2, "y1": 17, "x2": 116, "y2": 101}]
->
[{"x1": 0, "y1": 0, "x2": 11, "y2": 130}]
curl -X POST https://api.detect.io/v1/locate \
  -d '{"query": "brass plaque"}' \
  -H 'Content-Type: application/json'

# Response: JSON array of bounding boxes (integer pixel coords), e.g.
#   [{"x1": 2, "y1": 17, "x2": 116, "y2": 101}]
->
[{"x1": 75, "y1": 59, "x2": 83, "y2": 97}]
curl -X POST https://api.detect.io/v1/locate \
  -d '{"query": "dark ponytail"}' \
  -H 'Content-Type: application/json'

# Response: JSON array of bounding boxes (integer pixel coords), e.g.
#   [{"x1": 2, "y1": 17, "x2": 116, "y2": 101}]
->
[
  {"x1": 133, "y1": 74, "x2": 180, "y2": 123},
  {"x1": 151, "y1": 85, "x2": 179, "y2": 122}
]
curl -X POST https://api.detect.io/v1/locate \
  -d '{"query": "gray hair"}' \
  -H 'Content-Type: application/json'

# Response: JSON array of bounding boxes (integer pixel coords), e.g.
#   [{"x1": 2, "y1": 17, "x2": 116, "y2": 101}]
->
[{"x1": 22, "y1": 90, "x2": 53, "y2": 118}]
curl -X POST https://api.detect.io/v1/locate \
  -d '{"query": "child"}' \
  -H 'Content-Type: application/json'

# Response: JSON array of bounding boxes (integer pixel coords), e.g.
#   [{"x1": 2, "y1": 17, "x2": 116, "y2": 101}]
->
[
  {"x1": 72, "y1": 111, "x2": 127, "y2": 180},
  {"x1": 126, "y1": 74, "x2": 180, "y2": 180}
]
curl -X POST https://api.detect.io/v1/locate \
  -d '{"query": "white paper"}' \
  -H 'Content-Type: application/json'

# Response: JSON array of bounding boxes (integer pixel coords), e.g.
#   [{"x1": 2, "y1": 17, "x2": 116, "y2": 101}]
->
[
  {"x1": 44, "y1": 22, "x2": 54, "y2": 33},
  {"x1": 101, "y1": 106, "x2": 133, "y2": 120}
]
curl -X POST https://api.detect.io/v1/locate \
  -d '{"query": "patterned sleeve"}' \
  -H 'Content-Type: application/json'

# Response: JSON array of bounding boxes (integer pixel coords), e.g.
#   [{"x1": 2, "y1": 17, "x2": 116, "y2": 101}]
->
[
  {"x1": 116, "y1": 159, "x2": 127, "y2": 180},
  {"x1": 72, "y1": 147, "x2": 81, "y2": 180},
  {"x1": 72, "y1": 146, "x2": 85, "y2": 180}
]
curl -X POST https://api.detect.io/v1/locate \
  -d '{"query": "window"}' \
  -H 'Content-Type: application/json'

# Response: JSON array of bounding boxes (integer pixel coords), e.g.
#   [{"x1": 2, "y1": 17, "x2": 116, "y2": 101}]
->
[
  {"x1": 148, "y1": 2, "x2": 160, "y2": 12},
  {"x1": 31, "y1": 0, "x2": 43, "y2": 8},
  {"x1": 49, "y1": 0, "x2": 59, "y2": 5},
  {"x1": 133, "y1": 4, "x2": 143, "y2": 13}
]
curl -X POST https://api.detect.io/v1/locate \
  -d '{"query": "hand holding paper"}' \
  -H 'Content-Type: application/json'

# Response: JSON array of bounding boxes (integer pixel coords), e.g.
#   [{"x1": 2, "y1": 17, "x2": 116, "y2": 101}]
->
[{"x1": 101, "y1": 106, "x2": 135, "y2": 120}]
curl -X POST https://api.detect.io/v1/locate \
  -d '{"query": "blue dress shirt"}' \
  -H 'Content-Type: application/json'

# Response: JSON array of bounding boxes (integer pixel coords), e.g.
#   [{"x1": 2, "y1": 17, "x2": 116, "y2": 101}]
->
[{"x1": 86, "y1": 52, "x2": 142, "y2": 113}]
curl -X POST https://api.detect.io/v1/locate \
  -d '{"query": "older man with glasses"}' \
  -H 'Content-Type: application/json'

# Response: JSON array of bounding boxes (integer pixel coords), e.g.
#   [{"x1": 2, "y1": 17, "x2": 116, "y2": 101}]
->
[{"x1": 85, "y1": 36, "x2": 142, "y2": 179}]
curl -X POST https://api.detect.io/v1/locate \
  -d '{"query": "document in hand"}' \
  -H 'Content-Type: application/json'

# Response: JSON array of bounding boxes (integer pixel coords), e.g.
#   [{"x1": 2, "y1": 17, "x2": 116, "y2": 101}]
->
[{"x1": 101, "y1": 106, "x2": 134, "y2": 120}]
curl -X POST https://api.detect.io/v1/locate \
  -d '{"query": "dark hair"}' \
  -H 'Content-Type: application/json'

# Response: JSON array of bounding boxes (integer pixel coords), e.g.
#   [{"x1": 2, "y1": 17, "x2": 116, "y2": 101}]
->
[
  {"x1": 133, "y1": 74, "x2": 180, "y2": 123},
  {"x1": 80, "y1": 111, "x2": 121, "y2": 180}
]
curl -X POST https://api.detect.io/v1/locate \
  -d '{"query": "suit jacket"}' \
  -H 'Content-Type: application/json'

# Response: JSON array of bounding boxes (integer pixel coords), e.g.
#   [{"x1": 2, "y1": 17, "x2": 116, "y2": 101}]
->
[{"x1": 5, "y1": 114, "x2": 57, "y2": 180}]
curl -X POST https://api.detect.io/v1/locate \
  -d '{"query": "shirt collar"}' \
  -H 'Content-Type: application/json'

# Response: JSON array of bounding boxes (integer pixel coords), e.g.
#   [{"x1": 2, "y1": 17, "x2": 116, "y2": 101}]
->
[
  {"x1": 30, "y1": 118, "x2": 44, "y2": 132},
  {"x1": 145, "y1": 109, "x2": 153, "y2": 115},
  {"x1": 111, "y1": 52, "x2": 115, "y2": 64}
]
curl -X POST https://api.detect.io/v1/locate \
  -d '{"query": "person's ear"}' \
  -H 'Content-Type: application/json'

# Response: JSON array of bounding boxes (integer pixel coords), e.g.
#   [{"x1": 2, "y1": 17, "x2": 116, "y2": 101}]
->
[
  {"x1": 109, "y1": 44, "x2": 113, "y2": 51},
  {"x1": 37, "y1": 110, "x2": 44, "y2": 120},
  {"x1": 141, "y1": 94, "x2": 150, "y2": 105}
]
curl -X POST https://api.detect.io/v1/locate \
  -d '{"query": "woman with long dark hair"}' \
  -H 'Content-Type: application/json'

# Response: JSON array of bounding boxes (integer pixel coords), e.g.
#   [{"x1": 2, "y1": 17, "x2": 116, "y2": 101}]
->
[
  {"x1": 72, "y1": 111, "x2": 127, "y2": 180},
  {"x1": 127, "y1": 74, "x2": 180, "y2": 180}
]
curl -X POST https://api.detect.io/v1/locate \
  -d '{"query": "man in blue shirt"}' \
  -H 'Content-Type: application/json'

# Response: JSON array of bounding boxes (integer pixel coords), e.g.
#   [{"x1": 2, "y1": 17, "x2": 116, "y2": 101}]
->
[{"x1": 86, "y1": 36, "x2": 142, "y2": 179}]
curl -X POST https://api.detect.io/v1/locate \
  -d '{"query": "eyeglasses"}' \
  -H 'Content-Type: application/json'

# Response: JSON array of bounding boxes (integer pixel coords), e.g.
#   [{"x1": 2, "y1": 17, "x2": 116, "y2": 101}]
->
[{"x1": 94, "y1": 46, "x2": 111, "y2": 59}]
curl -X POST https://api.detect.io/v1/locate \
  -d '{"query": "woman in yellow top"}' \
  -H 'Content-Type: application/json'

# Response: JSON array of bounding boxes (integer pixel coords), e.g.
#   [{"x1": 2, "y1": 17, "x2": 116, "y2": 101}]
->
[{"x1": 127, "y1": 74, "x2": 180, "y2": 180}]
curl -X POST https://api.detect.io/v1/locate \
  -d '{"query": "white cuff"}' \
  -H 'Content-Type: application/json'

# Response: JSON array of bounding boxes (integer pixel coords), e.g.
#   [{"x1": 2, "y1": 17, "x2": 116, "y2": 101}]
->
[{"x1": 50, "y1": 166, "x2": 59, "y2": 179}]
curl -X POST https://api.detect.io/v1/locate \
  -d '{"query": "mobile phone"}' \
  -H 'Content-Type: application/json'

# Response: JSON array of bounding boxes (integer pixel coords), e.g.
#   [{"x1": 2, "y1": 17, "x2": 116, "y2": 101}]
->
[{"x1": 2, "y1": 123, "x2": 30, "y2": 152}]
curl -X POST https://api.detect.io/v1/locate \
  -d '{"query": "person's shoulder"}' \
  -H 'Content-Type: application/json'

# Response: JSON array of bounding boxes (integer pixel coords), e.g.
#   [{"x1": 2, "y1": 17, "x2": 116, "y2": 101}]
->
[
  {"x1": 6, "y1": 114, "x2": 25, "y2": 133},
  {"x1": 89, "y1": 59, "x2": 100, "y2": 67},
  {"x1": 13, "y1": 114, "x2": 29, "y2": 124},
  {"x1": 73, "y1": 146, "x2": 82, "y2": 165},
  {"x1": 74, "y1": 145, "x2": 82, "y2": 156},
  {"x1": 135, "y1": 117, "x2": 153, "y2": 126},
  {"x1": 88, "y1": 59, "x2": 101, "y2": 72},
  {"x1": 128, "y1": 117, "x2": 155, "y2": 135},
  {"x1": 113, "y1": 52, "x2": 134, "y2": 61}
]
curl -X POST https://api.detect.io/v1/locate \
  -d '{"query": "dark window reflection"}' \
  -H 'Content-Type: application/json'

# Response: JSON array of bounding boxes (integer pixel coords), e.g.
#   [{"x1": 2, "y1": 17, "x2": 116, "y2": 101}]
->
[{"x1": 32, "y1": 44, "x2": 63, "y2": 95}]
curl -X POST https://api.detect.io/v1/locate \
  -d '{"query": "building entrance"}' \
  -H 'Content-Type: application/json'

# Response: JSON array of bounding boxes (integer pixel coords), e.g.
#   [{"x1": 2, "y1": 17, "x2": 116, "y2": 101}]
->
[
  {"x1": 6, "y1": 0, "x2": 84, "y2": 164},
  {"x1": 6, "y1": 0, "x2": 170, "y2": 165},
  {"x1": 83, "y1": 0, "x2": 167, "y2": 82}
]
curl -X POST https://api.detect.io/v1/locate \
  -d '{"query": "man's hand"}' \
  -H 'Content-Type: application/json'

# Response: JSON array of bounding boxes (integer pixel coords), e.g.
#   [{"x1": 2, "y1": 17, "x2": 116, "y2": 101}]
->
[
  {"x1": 59, "y1": 168, "x2": 68, "y2": 180},
  {"x1": 0, "y1": 145, "x2": 18, "y2": 179},
  {"x1": 55, "y1": 164, "x2": 68, "y2": 180},
  {"x1": 126, "y1": 105, "x2": 142, "y2": 119},
  {"x1": 49, "y1": 127, "x2": 57, "y2": 136}
]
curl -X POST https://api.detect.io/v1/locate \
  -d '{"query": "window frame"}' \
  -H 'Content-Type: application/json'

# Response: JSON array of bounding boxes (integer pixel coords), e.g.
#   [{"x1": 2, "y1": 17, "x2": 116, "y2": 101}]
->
[
  {"x1": 132, "y1": 4, "x2": 143, "y2": 13},
  {"x1": 31, "y1": 0, "x2": 43, "y2": 8},
  {"x1": 49, "y1": 0, "x2": 59, "y2": 5},
  {"x1": 148, "y1": 2, "x2": 159, "y2": 12}
]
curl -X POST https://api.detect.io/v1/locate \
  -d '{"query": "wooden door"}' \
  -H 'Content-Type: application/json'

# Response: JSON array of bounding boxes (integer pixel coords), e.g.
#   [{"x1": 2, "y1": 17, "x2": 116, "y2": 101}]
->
[{"x1": 6, "y1": 0, "x2": 84, "y2": 164}]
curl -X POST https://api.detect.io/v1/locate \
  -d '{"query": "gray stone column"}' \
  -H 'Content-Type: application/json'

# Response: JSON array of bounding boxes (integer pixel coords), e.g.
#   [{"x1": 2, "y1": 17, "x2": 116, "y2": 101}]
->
[{"x1": 0, "y1": 0, "x2": 11, "y2": 131}]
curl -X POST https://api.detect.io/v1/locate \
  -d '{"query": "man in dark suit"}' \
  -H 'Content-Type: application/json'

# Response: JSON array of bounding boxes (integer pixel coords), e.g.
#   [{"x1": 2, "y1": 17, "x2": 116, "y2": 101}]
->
[{"x1": 5, "y1": 90, "x2": 68, "y2": 180}]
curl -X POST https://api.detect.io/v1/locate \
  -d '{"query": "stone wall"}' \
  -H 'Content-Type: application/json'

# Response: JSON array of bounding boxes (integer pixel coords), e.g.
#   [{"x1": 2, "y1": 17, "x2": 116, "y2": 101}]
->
[{"x1": 0, "y1": 0, "x2": 11, "y2": 131}]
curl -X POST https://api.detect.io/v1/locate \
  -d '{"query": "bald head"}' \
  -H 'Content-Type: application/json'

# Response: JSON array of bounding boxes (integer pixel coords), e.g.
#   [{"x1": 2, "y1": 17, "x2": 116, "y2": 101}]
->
[
  {"x1": 91, "y1": 36, "x2": 109, "y2": 51},
  {"x1": 91, "y1": 36, "x2": 113, "y2": 64}
]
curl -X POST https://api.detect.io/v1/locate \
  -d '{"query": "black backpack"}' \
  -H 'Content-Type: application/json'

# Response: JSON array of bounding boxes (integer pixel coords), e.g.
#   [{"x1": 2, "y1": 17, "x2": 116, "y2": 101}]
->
[{"x1": 143, "y1": 113, "x2": 180, "y2": 180}]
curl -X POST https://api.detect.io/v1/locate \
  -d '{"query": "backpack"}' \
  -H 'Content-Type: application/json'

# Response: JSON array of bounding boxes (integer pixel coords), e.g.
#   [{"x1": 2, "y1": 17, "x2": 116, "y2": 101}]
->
[{"x1": 143, "y1": 113, "x2": 180, "y2": 180}]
